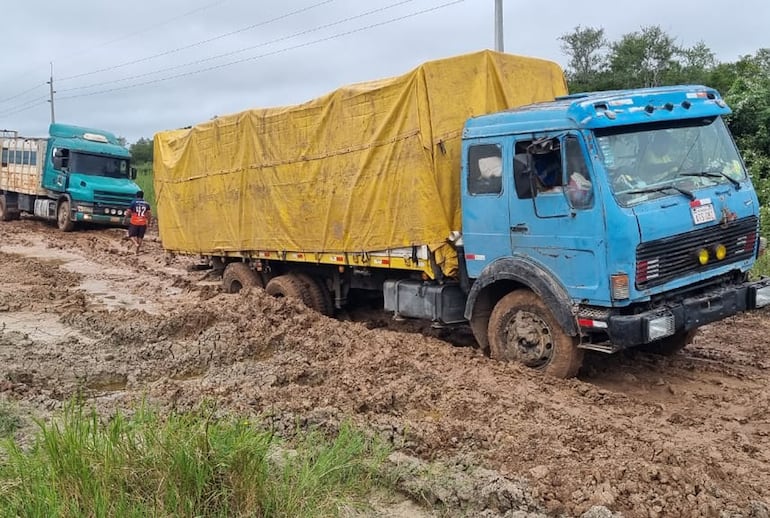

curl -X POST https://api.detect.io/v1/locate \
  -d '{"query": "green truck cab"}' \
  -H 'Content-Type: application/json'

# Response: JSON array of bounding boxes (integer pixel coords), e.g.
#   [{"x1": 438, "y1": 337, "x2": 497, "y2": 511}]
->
[{"x1": 0, "y1": 123, "x2": 140, "y2": 230}]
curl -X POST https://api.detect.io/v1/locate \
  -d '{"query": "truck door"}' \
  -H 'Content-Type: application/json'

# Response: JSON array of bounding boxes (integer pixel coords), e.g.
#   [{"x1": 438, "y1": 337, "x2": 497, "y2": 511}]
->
[
  {"x1": 509, "y1": 132, "x2": 606, "y2": 302},
  {"x1": 462, "y1": 138, "x2": 511, "y2": 265}
]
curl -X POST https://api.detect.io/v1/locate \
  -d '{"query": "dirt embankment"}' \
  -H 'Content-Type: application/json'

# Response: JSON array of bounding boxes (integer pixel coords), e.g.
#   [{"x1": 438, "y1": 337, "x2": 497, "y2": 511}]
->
[{"x1": 1, "y1": 218, "x2": 769, "y2": 518}]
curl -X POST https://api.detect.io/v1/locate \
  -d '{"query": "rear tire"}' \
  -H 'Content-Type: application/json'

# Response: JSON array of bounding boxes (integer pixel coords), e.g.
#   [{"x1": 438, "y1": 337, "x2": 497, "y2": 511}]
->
[
  {"x1": 265, "y1": 274, "x2": 310, "y2": 305},
  {"x1": 488, "y1": 290, "x2": 583, "y2": 378},
  {"x1": 0, "y1": 196, "x2": 19, "y2": 221},
  {"x1": 222, "y1": 262, "x2": 263, "y2": 293},
  {"x1": 639, "y1": 329, "x2": 697, "y2": 356},
  {"x1": 57, "y1": 200, "x2": 75, "y2": 232},
  {"x1": 294, "y1": 273, "x2": 334, "y2": 316}
]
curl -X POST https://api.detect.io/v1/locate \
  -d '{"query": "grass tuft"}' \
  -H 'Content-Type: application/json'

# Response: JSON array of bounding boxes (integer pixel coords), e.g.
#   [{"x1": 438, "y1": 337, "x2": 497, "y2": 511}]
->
[{"x1": 0, "y1": 400, "x2": 390, "y2": 517}]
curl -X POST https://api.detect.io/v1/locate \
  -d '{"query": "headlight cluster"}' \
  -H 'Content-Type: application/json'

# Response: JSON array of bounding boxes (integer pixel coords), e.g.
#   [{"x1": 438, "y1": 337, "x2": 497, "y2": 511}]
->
[
  {"x1": 102, "y1": 208, "x2": 125, "y2": 216},
  {"x1": 696, "y1": 244, "x2": 727, "y2": 265}
]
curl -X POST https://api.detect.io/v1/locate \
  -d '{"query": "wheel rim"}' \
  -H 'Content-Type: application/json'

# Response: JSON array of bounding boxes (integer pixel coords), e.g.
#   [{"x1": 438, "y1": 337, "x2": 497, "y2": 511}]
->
[{"x1": 501, "y1": 310, "x2": 555, "y2": 369}]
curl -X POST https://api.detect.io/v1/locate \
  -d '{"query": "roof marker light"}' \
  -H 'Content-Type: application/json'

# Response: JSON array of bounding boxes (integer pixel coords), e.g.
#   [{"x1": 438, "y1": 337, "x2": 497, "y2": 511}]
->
[
  {"x1": 664, "y1": 102, "x2": 674, "y2": 111},
  {"x1": 644, "y1": 104, "x2": 655, "y2": 114},
  {"x1": 682, "y1": 100, "x2": 692, "y2": 109}
]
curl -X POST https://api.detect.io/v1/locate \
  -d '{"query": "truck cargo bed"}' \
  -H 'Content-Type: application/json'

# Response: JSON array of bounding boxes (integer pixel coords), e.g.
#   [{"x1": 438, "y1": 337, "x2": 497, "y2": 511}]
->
[{"x1": 154, "y1": 50, "x2": 567, "y2": 277}]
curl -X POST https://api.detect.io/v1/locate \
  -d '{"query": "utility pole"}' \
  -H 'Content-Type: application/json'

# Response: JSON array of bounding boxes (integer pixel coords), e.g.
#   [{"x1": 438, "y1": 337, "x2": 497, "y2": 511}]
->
[
  {"x1": 47, "y1": 62, "x2": 56, "y2": 124},
  {"x1": 494, "y1": 0, "x2": 504, "y2": 52}
]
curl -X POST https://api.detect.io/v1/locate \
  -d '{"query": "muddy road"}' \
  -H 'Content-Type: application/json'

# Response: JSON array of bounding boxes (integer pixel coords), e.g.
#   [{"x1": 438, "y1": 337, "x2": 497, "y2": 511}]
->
[{"x1": 1, "y1": 218, "x2": 769, "y2": 517}]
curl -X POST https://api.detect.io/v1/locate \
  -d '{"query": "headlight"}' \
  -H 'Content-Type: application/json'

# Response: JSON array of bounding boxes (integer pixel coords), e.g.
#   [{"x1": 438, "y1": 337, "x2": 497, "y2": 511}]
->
[
  {"x1": 76, "y1": 205, "x2": 93, "y2": 214},
  {"x1": 110, "y1": 209, "x2": 117, "y2": 215},
  {"x1": 647, "y1": 314, "x2": 675, "y2": 341},
  {"x1": 117, "y1": 210, "x2": 123, "y2": 216},
  {"x1": 754, "y1": 286, "x2": 770, "y2": 308},
  {"x1": 713, "y1": 244, "x2": 727, "y2": 261},
  {"x1": 104, "y1": 208, "x2": 110, "y2": 214},
  {"x1": 697, "y1": 248, "x2": 709, "y2": 265}
]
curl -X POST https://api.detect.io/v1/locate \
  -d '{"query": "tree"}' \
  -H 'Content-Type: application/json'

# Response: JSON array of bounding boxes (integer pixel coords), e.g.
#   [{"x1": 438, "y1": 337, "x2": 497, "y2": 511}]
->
[
  {"x1": 679, "y1": 41, "x2": 717, "y2": 85},
  {"x1": 559, "y1": 26, "x2": 607, "y2": 92},
  {"x1": 724, "y1": 49, "x2": 770, "y2": 196},
  {"x1": 608, "y1": 26, "x2": 680, "y2": 88},
  {"x1": 129, "y1": 138, "x2": 153, "y2": 165}
]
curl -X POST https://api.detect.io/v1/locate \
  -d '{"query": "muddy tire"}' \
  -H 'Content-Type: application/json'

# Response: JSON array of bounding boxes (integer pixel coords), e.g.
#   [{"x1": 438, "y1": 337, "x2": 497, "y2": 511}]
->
[
  {"x1": 265, "y1": 274, "x2": 311, "y2": 305},
  {"x1": 0, "y1": 196, "x2": 19, "y2": 221},
  {"x1": 57, "y1": 200, "x2": 75, "y2": 232},
  {"x1": 222, "y1": 262, "x2": 263, "y2": 293},
  {"x1": 294, "y1": 273, "x2": 334, "y2": 316},
  {"x1": 488, "y1": 290, "x2": 583, "y2": 378},
  {"x1": 639, "y1": 329, "x2": 697, "y2": 356}
]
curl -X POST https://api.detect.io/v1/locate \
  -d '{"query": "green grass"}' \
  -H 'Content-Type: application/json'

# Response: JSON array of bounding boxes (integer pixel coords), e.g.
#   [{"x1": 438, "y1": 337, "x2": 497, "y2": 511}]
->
[
  {"x1": 0, "y1": 403, "x2": 21, "y2": 438},
  {"x1": 751, "y1": 205, "x2": 770, "y2": 278},
  {"x1": 0, "y1": 401, "x2": 391, "y2": 517},
  {"x1": 134, "y1": 163, "x2": 155, "y2": 212}
]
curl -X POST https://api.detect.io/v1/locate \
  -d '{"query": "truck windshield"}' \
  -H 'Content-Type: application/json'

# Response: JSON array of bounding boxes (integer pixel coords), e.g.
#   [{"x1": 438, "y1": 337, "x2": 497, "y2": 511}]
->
[
  {"x1": 69, "y1": 152, "x2": 130, "y2": 179},
  {"x1": 595, "y1": 116, "x2": 746, "y2": 207}
]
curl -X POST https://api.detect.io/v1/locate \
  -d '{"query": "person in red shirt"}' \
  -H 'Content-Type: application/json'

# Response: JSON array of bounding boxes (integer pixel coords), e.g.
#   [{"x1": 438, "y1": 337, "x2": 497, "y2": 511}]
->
[{"x1": 125, "y1": 190, "x2": 151, "y2": 254}]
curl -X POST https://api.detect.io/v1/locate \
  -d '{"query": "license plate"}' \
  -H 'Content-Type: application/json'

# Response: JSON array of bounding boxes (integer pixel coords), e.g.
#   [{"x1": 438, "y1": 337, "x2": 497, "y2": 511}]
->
[{"x1": 691, "y1": 203, "x2": 716, "y2": 225}]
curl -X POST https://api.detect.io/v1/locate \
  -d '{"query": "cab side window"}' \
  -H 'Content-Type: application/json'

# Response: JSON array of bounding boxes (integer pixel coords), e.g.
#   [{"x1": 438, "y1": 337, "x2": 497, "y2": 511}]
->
[
  {"x1": 513, "y1": 139, "x2": 564, "y2": 198},
  {"x1": 468, "y1": 144, "x2": 503, "y2": 195},
  {"x1": 564, "y1": 136, "x2": 594, "y2": 209}
]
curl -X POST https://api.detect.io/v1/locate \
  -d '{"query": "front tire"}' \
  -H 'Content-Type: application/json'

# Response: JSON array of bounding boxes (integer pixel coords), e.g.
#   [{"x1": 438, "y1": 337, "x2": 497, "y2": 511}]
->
[
  {"x1": 57, "y1": 200, "x2": 75, "y2": 232},
  {"x1": 488, "y1": 290, "x2": 583, "y2": 378}
]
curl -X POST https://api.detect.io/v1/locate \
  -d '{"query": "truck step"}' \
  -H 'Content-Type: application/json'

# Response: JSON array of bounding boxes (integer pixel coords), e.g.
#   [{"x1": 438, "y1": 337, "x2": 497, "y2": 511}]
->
[{"x1": 577, "y1": 342, "x2": 621, "y2": 354}]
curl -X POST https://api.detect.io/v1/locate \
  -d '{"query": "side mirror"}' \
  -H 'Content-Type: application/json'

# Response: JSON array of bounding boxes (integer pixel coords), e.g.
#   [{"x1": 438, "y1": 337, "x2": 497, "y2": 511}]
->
[{"x1": 130, "y1": 167, "x2": 137, "y2": 180}]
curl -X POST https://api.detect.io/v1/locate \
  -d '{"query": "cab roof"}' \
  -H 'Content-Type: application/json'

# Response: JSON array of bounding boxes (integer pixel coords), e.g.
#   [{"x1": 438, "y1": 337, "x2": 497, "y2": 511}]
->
[{"x1": 463, "y1": 85, "x2": 731, "y2": 139}]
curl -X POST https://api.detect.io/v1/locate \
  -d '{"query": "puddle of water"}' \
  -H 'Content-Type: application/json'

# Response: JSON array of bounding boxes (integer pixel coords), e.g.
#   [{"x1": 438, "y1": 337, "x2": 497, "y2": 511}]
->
[
  {"x1": 1, "y1": 238, "x2": 159, "y2": 313},
  {"x1": 0, "y1": 312, "x2": 95, "y2": 344}
]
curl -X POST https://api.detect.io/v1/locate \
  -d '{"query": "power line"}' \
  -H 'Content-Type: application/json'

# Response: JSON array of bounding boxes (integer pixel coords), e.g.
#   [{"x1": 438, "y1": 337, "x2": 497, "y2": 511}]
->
[
  {"x1": 0, "y1": 0, "x2": 229, "y2": 108},
  {"x1": 0, "y1": 82, "x2": 47, "y2": 106},
  {"x1": 0, "y1": 97, "x2": 49, "y2": 118},
  {"x1": 57, "y1": 0, "x2": 465, "y2": 102},
  {"x1": 56, "y1": 0, "x2": 232, "y2": 65},
  {"x1": 57, "y1": 0, "x2": 417, "y2": 95},
  {"x1": 59, "y1": 0, "x2": 335, "y2": 82}
]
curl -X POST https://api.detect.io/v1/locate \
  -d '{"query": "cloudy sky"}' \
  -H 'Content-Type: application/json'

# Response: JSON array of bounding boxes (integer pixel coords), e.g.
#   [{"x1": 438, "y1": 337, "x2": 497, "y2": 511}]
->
[{"x1": 0, "y1": 0, "x2": 767, "y2": 144}]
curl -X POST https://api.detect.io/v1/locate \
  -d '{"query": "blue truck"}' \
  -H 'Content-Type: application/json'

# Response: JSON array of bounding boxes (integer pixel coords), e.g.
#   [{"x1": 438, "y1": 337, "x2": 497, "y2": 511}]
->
[
  {"x1": 456, "y1": 85, "x2": 770, "y2": 377},
  {"x1": 0, "y1": 123, "x2": 140, "y2": 231},
  {"x1": 154, "y1": 52, "x2": 770, "y2": 378}
]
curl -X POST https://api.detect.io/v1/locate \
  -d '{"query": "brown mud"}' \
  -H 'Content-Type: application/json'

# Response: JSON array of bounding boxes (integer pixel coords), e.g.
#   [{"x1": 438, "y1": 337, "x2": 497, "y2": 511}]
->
[{"x1": 0, "y1": 217, "x2": 769, "y2": 517}]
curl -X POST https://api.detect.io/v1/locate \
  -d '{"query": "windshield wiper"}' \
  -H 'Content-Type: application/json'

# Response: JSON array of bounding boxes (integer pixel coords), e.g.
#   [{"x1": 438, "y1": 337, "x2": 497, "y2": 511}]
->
[
  {"x1": 624, "y1": 185, "x2": 695, "y2": 201},
  {"x1": 680, "y1": 171, "x2": 741, "y2": 190}
]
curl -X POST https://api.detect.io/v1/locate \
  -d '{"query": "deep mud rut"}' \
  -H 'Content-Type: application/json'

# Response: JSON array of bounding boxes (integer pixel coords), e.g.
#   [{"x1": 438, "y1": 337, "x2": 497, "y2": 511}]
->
[{"x1": 1, "y1": 218, "x2": 770, "y2": 518}]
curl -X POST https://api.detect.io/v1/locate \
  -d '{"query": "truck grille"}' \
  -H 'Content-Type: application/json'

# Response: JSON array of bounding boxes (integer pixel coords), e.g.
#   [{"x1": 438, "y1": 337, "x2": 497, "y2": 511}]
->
[
  {"x1": 93, "y1": 190, "x2": 134, "y2": 208},
  {"x1": 636, "y1": 216, "x2": 758, "y2": 290}
]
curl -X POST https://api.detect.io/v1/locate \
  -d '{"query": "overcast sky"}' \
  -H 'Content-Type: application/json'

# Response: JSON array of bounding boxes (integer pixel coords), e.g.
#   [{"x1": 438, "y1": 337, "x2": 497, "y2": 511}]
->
[{"x1": 0, "y1": 0, "x2": 767, "y2": 144}]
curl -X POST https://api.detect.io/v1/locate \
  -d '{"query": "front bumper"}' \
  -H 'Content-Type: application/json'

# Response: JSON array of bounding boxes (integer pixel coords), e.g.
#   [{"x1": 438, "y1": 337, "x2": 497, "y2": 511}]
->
[
  {"x1": 75, "y1": 212, "x2": 127, "y2": 225},
  {"x1": 72, "y1": 204, "x2": 128, "y2": 226},
  {"x1": 605, "y1": 277, "x2": 770, "y2": 348}
]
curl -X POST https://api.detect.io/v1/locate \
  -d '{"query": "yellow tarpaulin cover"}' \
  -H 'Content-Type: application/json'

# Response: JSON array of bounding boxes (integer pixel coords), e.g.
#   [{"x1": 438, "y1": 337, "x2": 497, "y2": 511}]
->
[{"x1": 154, "y1": 50, "x2": 567, "y2": 275}]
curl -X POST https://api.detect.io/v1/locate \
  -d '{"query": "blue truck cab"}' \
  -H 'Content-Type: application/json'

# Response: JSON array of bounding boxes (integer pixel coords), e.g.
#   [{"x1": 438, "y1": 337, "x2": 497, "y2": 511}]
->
[
  {"x1": 0, "y1": 123, "x2": 140, "y2": 231},
  {"x1": 460, "y1": 85, "x2": 770, "y2": 377}
]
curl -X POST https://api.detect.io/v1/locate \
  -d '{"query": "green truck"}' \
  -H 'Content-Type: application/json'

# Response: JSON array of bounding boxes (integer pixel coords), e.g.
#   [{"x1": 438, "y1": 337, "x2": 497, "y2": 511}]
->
[{"x1": 0, "y1": 123, "x2": 140, "y2": 230}]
